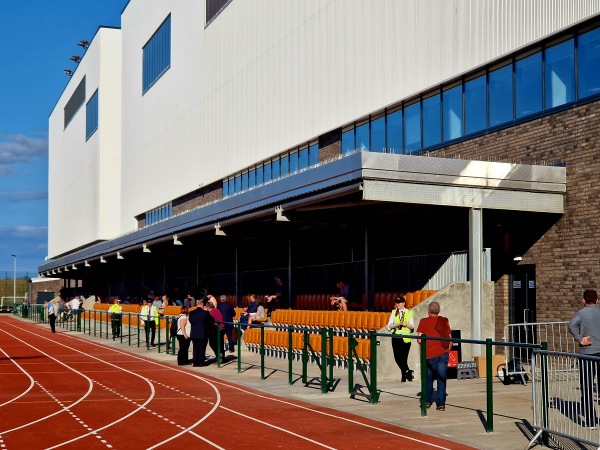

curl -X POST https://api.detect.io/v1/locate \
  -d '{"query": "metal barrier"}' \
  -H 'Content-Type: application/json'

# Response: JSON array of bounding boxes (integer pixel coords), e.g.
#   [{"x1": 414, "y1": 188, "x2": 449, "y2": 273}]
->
[
  {"x1": 528, "y1": 350, "x2": 600, "y2": 449},
  {"x1": 503, "y1": 321, "x2": 576, "y2": 384}
]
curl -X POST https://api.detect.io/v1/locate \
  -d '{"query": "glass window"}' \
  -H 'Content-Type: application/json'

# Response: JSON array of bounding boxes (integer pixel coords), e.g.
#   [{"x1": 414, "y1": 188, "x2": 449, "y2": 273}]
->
[
  {"x1": 516, "y1": 52, "x2": 542, "y2": 118},
  {"x1": 263, "y1": 162, "x2": 271, "y2": 182},
  {"x1": 86, "y1": 89, "x2": 99, "y2": 140},
  {"x1": 65, "y1": 77, "x2": 86, "y2": 128},
  {"x1": 299, "y1": 147, "x2": 308, "y2": 169},
  {"x1": 234, "y1": 175, "x2": 241, "y2": 193},
  {"x1": 256, "y1": 166, "x2": 264, "y2": 185},
  {"x1": 241, "y1": 171, "x2": 249, "y2": 190},
  {"x1": 342, "y1": 128, "x2": 354, "y2": 154},
  {"x1": 222, "y1": 180, "x2": 228, "y2": 197},
  {"x1": 228, "y1": 178, "x2": 234, "y2": 195},
  {"x1": 355, "y1": 122, "x2": 369, "y2": 151},
  {"x1": 371, "y1": 116, "x2": 385, "y2": 152},
  {"x1": 272, "y1": 158, "x2": 280, "y2": 179},
  {"x1": 289, "y1": 151, "x2": 299, "y2": 173},
  {"x1": 465, "y1": 75, "x2": 487, "y2": 134},
  {"x1": 443, "y1": 86, "x2": 462, "y2": 141},
  {"x1": 386, "y1": 110, "x2": 403, "y2": 154},
  {"x1": 578, "y1": 28, "x2": 600, "y2": 99},
  {"x1": 545, "y1": 39, "x2": 575, "y2": 108},
  {"x1": 143, "y1": 15, "x2": 171, "y2": 93},
  {"x1": 309, "y1": 143, "x2": 319, "y2": 166},
  {"x1": 489, "y1": 65, "x2": 513, "y2": 126},
  {"x1": 249, "y1": 169, "x2": 256, "y2": 188},
  {"x1": 422, "y1": 94, "x2": 441, "y2": 147},
  {"x1": 280, "y1": 155, "x2": 289, "y2": 176},
  {"x1": 404, "y1": 102, "x2": 421, "y2": 153}
]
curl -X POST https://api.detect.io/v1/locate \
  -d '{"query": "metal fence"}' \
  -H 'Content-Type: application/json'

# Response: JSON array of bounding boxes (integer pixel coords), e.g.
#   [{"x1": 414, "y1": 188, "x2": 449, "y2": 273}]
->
[
  {"x1": 503, "y1": 321, "x2": 576, "y2": 385},
  {"x1": 529, "y1": 350, "x2": 600, "y2": 449}
]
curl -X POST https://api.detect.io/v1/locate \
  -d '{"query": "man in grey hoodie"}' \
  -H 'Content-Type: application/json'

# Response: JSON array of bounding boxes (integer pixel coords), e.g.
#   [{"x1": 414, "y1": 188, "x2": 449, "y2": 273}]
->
[{"x1": 568, "y1": 289, "x2": 600, "y2": 428}]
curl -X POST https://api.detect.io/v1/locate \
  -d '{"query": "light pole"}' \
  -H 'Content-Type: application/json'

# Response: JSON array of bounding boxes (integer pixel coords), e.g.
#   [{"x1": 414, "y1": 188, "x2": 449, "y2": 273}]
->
[{"x1": 11, "y1": 254, "x2": 16, "y2": 307}]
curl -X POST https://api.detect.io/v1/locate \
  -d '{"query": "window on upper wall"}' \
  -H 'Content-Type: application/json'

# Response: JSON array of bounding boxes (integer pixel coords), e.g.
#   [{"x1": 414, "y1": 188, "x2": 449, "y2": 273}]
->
[
  {"x1": 143, "y1": 15, "x2": 171, "y2": 94},
  {"x1": 289, "y1": 151, "x2": 299, "y2": 173},
  {"x1": 489, "y1": 64, "x2": 514, "y2": 126},
  {"x1": 516, "y1": 52, "x2": 542, "y2": 118},
  {"x1": 64, "y1": 76, "x2": 86, "y2": 128},
  {"x1": 386, "y1": 109, "x2": 403, "y2": 154},
  {"x1": 443, "y1": 85, "x2": 462, "y2": 141},
  {"x1": 545, "y1": 38, "x2": 575, "y2": 108},
  {"x1": 371, "y1": 115, "x2": 385, "y2": 153},
  {"x1": 86, "y1": 89, "x2": 99, "y2": 140},
  {"x1": 422, "y1": 93, "x2": 441, "y2": 148},
  {"x1": 464, "y1": 75, "x2": 487, "y2": 135},
  {"x1": 341, "y1": 126, "x2": 355, "y2": 154},
  {"x1": 578, "y1": 28, "x2": 600, "y2": 99},
  {"x1": 308, "y1": 143, "x2": 319, "y2": 165},
  {"x1": 263, "y1": 162, "x2": 272, "y2": 182},
  {"x1": 272, "y1": 158, "x2": 281, "y2": 179},
  {"x1": 228, "y1": 178, "x2": 234, "y2": 195},
  {"x1": 404, "y1": 102, "x2": 421, "y2": 153},
  {"x1": 206, "y1": 0, "x2": 231, "y2": 24},
  {"x1": 256, "y1": 165, "x2": 264, "y2": 185},
  {"x1": 248, "y1": 168, "x2": 256, "y2": 188},
  {"x1": 355, "y1": 121, "x2": 369, "y2": 151},
  {"x1": 241, "y1": 171, "x2": 249, "y2": 190},
  {"x1": 234, "y1": 174, "x2": 241, "y2": 193},
  {"x1": 299, "y1": 147, "x2": 308, "y2": 169},
  {"x1": 222, "y1": 180, "x2": 229, "y2": 197}
]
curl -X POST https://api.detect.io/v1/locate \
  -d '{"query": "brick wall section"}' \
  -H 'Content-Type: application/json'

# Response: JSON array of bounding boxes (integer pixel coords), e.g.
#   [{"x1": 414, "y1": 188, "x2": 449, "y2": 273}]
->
[
  {"x1": 319, "y1": 141, "x2": 341, "y2": 162},
  {"x1": 29, "y1": 279, "x2": 62, "y2": 304},
  {"x1": 438, "y1": 101, "x2": 600, "y2": 325},
  {"x1": 172, "y1": 181, "x2": 223, "y2": 216}
]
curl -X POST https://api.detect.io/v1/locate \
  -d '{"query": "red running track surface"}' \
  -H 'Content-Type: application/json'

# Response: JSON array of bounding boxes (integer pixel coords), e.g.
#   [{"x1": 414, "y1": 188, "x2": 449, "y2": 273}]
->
[{"x1": 0, "y1": 315, "x2": 475, "y2": 449}]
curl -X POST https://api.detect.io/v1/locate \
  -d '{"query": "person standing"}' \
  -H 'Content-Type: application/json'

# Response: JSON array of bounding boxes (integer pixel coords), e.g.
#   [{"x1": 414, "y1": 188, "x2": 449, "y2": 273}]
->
[
  {"x1": 218, "y1": 295, "x2": 236, "y2": 353},
  {"x1": 47, "y1": 300, "x2": 57, "y2": 333},
  {"x1": 387, "y1": 296, "x2": 415, "y2": 382},
  {"x1": 568, "y1": 289, "x2": 600, "y2": 428},
  {"x1": 176, "y1": 307, "x2": 191, "y2": 365},
  {"x1": 140, "y1": 299, "x2": 159, "y2": 346},
  {"x1": 417, "y1": 301, "x2": 452, "y2": 411},
  {"x1": 188, "y1": 303, "x2": 213, "y2": 367},
  {"x1": 206, "y1": 302, "x2": 225, "y2": 360},
  {"x1": 68, "y1": 297, "x2": 80, "y2": 320},
  {"x1": 109, "y1": 298, "x2": 123, "y2": 339}
]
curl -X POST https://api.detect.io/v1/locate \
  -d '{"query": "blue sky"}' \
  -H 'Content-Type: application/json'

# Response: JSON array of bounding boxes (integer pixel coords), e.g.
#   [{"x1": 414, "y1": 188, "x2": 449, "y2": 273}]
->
[{"x1": 0, "y1": 1, "x2": 127, "y2": 275}]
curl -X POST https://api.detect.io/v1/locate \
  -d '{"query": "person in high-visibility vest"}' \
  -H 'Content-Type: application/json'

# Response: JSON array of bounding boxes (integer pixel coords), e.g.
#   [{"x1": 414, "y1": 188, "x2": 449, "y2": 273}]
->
[
  {"x1": 387, "y1": 296, "x2": 415, "y2": 382},
  {"x1": 140, "y1": 298, "x2": 159, "y2": 346},
  {"x1": 109, "y1": 298, "x2": 123, "y2": 338}
]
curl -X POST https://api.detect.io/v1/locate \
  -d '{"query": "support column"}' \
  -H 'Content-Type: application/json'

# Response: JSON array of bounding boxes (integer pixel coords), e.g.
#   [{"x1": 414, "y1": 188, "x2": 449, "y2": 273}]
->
[
  {"x1": 469, "y1": 208, "x2": 483, "y2": 355},
  {"x1": 235, "y1": 246, "x2": 240, "y2": 307},
  {"x1": 364, "y1": 227, "x2": 373, "y2": 311}
]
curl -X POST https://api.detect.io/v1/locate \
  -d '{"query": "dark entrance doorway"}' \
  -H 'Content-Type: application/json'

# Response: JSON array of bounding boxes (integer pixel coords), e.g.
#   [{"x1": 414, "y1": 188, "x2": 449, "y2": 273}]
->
[{"x1": 509, "y1": 264, "x2": 536, "y2": 324}]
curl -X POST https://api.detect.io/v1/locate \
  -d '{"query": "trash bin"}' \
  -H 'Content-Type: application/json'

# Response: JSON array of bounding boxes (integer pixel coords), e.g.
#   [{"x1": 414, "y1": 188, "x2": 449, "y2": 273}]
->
[{"x1": 448, "y1": 329, "x2": 461, "y2": 379}]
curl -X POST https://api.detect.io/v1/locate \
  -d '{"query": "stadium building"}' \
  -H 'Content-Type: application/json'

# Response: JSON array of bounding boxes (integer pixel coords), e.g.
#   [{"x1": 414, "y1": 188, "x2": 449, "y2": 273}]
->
[{"x1": 41, "y1": 1, "x2": 600, "y2": 343}]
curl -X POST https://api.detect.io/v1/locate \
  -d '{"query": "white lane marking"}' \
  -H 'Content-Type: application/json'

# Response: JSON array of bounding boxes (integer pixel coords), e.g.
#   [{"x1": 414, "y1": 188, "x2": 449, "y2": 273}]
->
[
  {"x1": 8, "y1": 320, "x2": 223, "y2": 449},
  {"x1": 0, "y1": 347, "x2": 35, "y2": 407},
  {"x1": 0, "y1": 329, "x2": 95, "y2": 435}
]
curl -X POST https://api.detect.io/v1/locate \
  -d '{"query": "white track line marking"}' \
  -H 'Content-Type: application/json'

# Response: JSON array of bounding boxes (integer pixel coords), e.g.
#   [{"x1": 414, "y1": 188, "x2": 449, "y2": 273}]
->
[
  {"x1": 57, "y1": 330, "x2": 452, "y2": 450},
  {"x1": 0, "y1": 347, "x2": 35, "y2": 407},
  {"x1": 7, "y1": 321, "x2": 223, "y2": 450}
]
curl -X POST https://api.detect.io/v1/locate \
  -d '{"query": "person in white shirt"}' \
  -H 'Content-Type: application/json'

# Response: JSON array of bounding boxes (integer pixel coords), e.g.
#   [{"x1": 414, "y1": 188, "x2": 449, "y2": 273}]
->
[{"x1": 139, "y1": 299, "x2": 159, "y2": 346}]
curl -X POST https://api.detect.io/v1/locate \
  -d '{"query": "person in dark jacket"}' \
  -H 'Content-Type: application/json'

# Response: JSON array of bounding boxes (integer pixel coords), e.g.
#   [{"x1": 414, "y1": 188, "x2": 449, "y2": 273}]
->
[
  {"x1": 217, "y1": 295, "x2": 236, "y2": 353},
  {"x1": 188, "y1": 304, "x2": 214, "y2": 367}
]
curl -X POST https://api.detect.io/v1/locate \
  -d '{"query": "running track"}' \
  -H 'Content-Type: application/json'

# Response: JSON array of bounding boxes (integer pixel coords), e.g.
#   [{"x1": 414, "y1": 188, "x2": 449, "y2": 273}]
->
[{"x1": 0, "y1": 315, "x2": 475, "y2": 449}]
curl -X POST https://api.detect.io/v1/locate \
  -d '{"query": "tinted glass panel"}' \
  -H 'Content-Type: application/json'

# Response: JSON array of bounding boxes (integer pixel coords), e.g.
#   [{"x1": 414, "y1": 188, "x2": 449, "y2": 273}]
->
[
  {"x1": 516, "y1": 53, "x2": 542, "y2": 118},
  {"x1": 489, "y1": 65, "x2": 513, "y2": 126},
  {"x1": 423, "y1": 94, "x2": 441, "y2": 147},
  {"x1": 342, "y1": 129, "x2": 354, "y2": 154},
  {"x1": 299, "y1": 148, "x2": 308, "y2": 169},
  {"x1": 465, "y1": 75, "x2": 487, "y2": 134},
  {"x1": 272, "y1": 159, "x2": 280, "y2": 179},
  {"x1": 249, "y1": 169, "x2": 256, "y2": 188},
  {"x1": 578, "y1": 28, "x2": 600, "y2": 99},
  {"x1": 86, "y1": 89, "x2": 99, "y2": 140},
  {"x1": 309, "y1": 144, "x2": 319, "y2": 166},
  {"x1": 371, "y1": 117, "x2": 385, "y2": 152},
  {"x1": 355, "y1": 122, "x2": 369, "y2": 151},
  {"x1": 405, "y1": 102, "x2": 421, "y2": 153},
  {"x1": 228, "y1": 178, "x2": 234, "y2": 195},
  {"x1": 64, "y1": 76, "x2": 86, "y2": 128},
  {"x1": 222, "y1": 180, "x2": 228, "y2": 197},
  {"x1": 256, "y1": 166, "x2": 264, "y2": 185},
  {"x1": 545, "y1": 39, "x2": 575, "y2": 108},
  {"x1": 143, "y1": 15, "x2": 171, "y2": 93},
  {"x1": 235, "y1": 175, "x2": 241, "y2": 193},
  {"x1": 289, "y1": 152, "x2": 299, "y2": 173},
  {"x1": 241, "y1": 172, "x2": 249, "y2": 190},
  {"x1": 443, "y1": 86, "x2": 462, "y2": 141},
  {"x1": 263, "y1": 163, "x2": 271, "y2": 182},
  {"x1": 387, "y1": 110, "x2": 403, "y2": 154},
  {"x1": 280, "y1": 155, "x2": 289, "y2": 176}
]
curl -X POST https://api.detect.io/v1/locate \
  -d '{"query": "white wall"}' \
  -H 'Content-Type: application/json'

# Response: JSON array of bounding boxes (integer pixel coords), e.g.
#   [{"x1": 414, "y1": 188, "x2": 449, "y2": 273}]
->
[{"x1": 48, "y1": 28, "x2": 122, "y2": 257}]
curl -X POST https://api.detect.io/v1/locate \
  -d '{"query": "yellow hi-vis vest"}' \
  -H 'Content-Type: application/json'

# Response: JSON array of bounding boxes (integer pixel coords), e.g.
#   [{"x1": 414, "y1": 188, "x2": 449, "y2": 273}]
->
[{"x1": 392, "y1": 308, "x2": 414, "y2": 343}]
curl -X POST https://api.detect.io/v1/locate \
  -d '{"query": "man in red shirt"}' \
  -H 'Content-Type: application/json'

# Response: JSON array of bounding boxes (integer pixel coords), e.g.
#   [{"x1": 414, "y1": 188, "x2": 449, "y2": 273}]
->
[{"x1": 417, "y1": 301, "x2": 452, "y2": 411}]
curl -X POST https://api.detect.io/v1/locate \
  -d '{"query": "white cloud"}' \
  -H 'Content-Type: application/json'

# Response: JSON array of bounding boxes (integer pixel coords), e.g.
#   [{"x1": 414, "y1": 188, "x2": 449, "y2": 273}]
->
[
  {"x1": 0, "y1": 133, "x2": 47, "y2": 175},
  {"x1": 0, "y1": 191, "x2": 47, "y2": 202}
]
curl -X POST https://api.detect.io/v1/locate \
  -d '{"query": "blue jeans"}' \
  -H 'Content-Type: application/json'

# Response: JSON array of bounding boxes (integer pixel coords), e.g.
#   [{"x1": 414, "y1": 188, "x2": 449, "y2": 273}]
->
[{"x1": 426, "y1": 353, "x2": 449, "y2": 407}]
